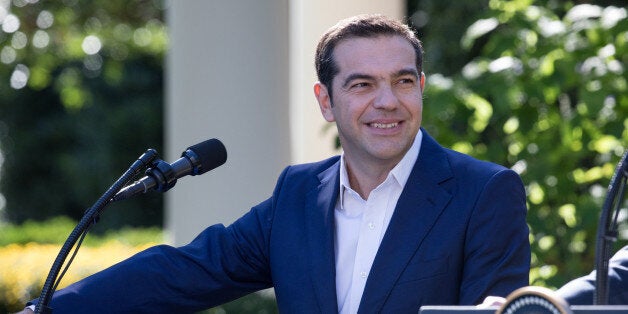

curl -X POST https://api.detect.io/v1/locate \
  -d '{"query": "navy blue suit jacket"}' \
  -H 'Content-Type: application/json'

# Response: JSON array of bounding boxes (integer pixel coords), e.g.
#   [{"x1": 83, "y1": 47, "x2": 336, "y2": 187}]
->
[
  {"x1": 557, "y1": 246, "x2": 628, "y2": 305},
  {"x1": 39, "y1": 131, "x2": 530, "y2": 313}
]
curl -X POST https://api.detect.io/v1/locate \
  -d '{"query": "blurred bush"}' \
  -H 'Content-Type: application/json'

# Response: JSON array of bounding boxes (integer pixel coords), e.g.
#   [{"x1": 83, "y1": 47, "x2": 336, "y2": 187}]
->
[
  {"x1": 0, "y1": 241, "x2": 156, "y2": 312},
  {"x1": 0, "y1": 216, "x2": 162, "y2": 247},
  {"x1": 0, "y1": 217, "x2": 277, "y2": 313},
  {"x1": 0, "y1": 216, "x2": 161, "y2": 312}
]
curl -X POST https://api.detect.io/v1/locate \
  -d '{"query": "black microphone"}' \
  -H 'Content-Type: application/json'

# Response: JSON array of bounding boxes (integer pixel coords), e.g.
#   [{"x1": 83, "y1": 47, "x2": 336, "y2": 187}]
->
[{"x1": 112, "y1": 138, "x2": 227, "y2": 201}]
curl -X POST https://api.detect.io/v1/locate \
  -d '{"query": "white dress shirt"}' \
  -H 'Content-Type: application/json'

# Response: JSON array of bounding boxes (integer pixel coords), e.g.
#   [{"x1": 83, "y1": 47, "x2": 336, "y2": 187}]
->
[{"x1": 335, "y1": 130, "x2": 423, "y2": 314}]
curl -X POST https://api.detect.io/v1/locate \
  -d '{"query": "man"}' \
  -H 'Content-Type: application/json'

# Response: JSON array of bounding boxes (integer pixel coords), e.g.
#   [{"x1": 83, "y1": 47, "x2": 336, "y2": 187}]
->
[
  {"x1": 23, "y1": 14, "x2": 530, "y2": 313},
  {"x1": 556, "y1": 246, "x2": 628, "y2": 304}
]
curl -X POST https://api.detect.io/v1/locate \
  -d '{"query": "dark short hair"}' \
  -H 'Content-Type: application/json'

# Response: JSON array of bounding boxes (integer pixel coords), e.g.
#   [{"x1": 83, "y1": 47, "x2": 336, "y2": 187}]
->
[{"x1": 315, "y1": 14, "x2": 424, "y2": 101}]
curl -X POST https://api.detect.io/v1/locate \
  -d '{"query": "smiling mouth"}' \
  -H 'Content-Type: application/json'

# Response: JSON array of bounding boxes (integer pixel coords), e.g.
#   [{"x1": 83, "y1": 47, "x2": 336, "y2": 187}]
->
[{"x1": 370, "y1": 122, "x2": 399, "y2": 129}]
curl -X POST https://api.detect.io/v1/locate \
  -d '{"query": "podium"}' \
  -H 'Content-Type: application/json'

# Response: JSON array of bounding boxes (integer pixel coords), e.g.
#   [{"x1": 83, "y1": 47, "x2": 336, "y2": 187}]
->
[
  {"x1": 419, "y1": 286, "x2": 628, "y2": 313},
  {"x1": 419, "y1": 306, "x2": 628, "y2": 313}
]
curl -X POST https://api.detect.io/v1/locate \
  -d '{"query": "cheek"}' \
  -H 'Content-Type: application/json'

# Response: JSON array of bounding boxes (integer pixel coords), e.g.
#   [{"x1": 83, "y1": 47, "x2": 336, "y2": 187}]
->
[
  {"x1": 402, "y1": 95, "x2": 423, "y2": 114},
  {"x1": 415, "y1": 104, "x2": 423, "y2": 122},
  {"x1": 336, "y1": 104, "x2": 363, "y2": 125}
]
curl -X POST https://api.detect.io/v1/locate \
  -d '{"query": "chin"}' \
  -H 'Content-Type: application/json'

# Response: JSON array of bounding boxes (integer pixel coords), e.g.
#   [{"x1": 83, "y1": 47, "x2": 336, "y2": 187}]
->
[{"x1": 369, "y1": 147, "x2": 407, "y2": 162}]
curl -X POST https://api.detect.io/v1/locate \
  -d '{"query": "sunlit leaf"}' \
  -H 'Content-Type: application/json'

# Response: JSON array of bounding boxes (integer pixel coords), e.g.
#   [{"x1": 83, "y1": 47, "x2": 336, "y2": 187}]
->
[{"x1": 558, "y1": 204, "x2": 577, "y2": 227}]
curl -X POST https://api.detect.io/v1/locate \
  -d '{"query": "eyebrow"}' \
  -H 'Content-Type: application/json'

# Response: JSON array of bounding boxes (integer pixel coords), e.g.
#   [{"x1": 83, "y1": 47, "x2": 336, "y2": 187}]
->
[
  {"x1": 341, "y1": 73, "x2": 373, "y2": 89},
  {"x1": 341, "y1": 67, "x2": 420, "y2": 89},
  {"x1": 397, "y1": 68, "x2": 420, "y2": 78}
]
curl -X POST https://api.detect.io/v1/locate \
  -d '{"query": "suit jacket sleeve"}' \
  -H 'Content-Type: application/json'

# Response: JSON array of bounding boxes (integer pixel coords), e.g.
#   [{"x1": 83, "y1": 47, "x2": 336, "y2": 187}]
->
[
  {"x1": 556, "y1": 246, "x2": 628, "y2": 305},
  {"x1": 31, "y1": 169, "x2": 291, "y2": 313},
  {"x1": 459, "y1": 168, "x2": 530, "y2": 303}
]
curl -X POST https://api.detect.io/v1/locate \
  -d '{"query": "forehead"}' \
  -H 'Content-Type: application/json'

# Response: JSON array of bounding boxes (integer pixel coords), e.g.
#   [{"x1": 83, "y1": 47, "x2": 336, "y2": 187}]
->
[{"x1": 332, "y1": 35, "x2": 417, "y2": 79}]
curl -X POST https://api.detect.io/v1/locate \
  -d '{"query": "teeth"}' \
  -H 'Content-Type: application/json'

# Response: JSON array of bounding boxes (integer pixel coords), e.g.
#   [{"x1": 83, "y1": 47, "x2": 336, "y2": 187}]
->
[{"x1": 371, "y1": 122, "x2": 398, "y2": 129}]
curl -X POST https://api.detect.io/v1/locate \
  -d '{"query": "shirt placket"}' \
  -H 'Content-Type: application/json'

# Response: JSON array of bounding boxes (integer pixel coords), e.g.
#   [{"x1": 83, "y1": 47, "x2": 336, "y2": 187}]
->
[{"x1": 349, "y1": 188, "x2": 388, "y2": 312}]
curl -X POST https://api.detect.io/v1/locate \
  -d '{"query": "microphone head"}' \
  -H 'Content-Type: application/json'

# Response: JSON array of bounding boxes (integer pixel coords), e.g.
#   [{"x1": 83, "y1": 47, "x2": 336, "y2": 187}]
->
[{"x1": 186, "y1": 138, "x2": 227, "y2": 175}]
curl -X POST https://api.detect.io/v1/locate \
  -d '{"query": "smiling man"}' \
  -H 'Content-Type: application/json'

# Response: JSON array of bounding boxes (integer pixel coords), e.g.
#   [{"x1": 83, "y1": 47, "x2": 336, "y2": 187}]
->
[{"x1": 23, "y1": 14, "x2": 530, "y2": 314}]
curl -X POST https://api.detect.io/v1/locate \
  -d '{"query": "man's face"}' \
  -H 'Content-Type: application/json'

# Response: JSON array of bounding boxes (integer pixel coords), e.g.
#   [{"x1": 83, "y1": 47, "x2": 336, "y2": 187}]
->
[{"x1": 315, "y1": 35, "x2": 424, "y2": 169}]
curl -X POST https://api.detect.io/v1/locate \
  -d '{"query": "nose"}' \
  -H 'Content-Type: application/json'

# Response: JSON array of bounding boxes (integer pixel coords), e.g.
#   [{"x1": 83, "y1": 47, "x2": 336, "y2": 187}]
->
[{"x1": 372, "y1": 85, "x2": 399, "y2": 110}]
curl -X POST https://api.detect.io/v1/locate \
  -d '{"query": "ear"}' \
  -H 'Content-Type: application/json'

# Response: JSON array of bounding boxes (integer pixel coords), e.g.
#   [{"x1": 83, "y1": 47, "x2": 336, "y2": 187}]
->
[
  {"x1": 314, "y1": 82, "x2": 335, "y2": 122},
  {"x1": 420, "y1": 72, "x2": 425, "y2": 92}
]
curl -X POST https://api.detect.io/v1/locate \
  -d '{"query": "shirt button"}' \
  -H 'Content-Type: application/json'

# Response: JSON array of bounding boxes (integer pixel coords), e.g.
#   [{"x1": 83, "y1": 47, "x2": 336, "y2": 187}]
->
[
  {"x1": 368, "y1": 222, "x2": 375, "y2": 229},
  {"x1": 360, "y1": 271, "x2": 367, "y2": 278}
]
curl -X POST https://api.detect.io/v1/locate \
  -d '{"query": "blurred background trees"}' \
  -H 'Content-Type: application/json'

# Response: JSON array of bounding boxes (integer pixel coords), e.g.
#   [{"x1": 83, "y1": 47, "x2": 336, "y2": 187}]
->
[
  {"x1": 0, "y1": 0, "x2": 166, "y2": 232},
  {"x1": 408, "y1": 0, "x2": 627, "y2": 288},
  {"x1": 0, "y1": 0, "x2": 626, "y2": 299}
]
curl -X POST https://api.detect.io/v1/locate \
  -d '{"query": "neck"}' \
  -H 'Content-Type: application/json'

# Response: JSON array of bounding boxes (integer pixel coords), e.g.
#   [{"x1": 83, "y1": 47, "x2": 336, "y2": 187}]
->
[{"x1": 344, "y1": 157, "x2": 397, "y2": 200}]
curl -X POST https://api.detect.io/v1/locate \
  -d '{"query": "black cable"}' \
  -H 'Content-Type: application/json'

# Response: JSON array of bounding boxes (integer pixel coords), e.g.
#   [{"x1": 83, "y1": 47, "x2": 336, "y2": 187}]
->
[
  {"x1": 35, "y1": 149, "x2": 158, "y2": 314},
  {"x1": 51, "y1": 225, "x2": 91, "y2": 293}
]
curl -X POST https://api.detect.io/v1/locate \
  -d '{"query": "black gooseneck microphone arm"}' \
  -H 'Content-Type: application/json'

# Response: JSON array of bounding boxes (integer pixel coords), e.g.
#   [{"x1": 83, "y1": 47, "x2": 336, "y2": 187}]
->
[
  {"x1": 35, "y1": 149, "x2": 159, "y2": 314},
  {"x1": 594, "y1": 148, "x2": 628, "y2": 305}
]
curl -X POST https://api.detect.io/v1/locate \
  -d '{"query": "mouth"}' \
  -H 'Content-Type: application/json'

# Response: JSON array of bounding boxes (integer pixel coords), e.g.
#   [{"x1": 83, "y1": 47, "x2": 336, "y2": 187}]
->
[{"x1": 370, "y1": 122, "x2": 399, "y2": 129}]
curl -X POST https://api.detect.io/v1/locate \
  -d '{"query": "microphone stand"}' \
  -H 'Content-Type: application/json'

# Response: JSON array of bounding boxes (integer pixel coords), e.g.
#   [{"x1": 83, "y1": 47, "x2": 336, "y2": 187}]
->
[
  {"x1": 594, "y1": 148, "x2": 628, "y2": 305},
  {"x1": 35, "y1": 149, "x2": 159, "y2": 314}
]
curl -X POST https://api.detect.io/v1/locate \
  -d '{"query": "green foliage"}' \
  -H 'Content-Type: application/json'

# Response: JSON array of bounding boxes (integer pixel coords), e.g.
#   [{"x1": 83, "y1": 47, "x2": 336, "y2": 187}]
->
[
  {"x1": 0, "y1": 216, "x2": 162, "y2": 246},
  {"x1": 408, "y1": 0, "x2": 492, "y2": 76},
  {"x1": 0, "y1": 0, "x2": 166, "y2": 230},
  {"x1": 409, "y1": 0, "x2": 627, "y2": 288}
]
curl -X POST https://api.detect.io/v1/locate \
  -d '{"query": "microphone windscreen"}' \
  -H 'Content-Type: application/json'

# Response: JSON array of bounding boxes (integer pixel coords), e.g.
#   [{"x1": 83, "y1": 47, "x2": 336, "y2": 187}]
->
[{"x1": 187, "y1": 138, "x2": 227, "y2": 174}]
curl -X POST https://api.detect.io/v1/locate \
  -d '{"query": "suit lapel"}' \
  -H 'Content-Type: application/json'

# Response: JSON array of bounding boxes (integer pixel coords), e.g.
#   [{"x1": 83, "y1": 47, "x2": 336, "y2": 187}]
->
[
  {"x1": 306, "y1": 161, "x2": 340, "y2": 313},
  {"x1": 358, "y1": 132, "x2": 454, "y2": 312}
]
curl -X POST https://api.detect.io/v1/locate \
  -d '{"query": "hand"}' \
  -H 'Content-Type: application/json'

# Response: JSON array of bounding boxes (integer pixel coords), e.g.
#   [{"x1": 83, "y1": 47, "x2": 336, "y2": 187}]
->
[{"x1": 477, "y1": 296, "x2": 506, "y2": 308}]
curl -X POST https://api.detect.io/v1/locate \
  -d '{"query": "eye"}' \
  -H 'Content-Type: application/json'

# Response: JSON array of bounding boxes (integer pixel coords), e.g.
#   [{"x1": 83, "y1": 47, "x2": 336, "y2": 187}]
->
[
  {"x1": 395, "y1": 77, "x2": 418, "y2": 90},
  {"x1": 346, "y1": 81, "x2": 373, "y2": 92},
  {"x1": 351, "y1": 82, "x2": 370, "y2": 89}
]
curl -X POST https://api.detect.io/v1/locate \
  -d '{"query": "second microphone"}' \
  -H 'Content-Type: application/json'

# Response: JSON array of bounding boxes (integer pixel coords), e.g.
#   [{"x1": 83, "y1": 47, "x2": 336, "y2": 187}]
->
[{"x1": 113, "y1": 138, "x2": 227, "y2": 202}]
